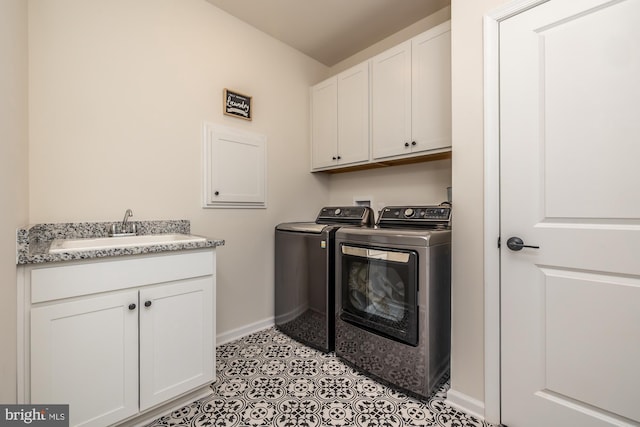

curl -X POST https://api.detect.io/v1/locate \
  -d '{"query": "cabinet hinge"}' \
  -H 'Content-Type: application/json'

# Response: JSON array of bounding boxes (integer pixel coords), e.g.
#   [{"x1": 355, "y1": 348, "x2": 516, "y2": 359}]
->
[{"x1": 497, "y1": 236, "x2": 501, "y2": 249}]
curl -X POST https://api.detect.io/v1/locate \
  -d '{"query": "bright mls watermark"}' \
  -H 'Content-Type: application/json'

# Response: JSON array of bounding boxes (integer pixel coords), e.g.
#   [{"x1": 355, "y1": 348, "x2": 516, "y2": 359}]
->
[{"x1": 0, "y1": 405, "x2": 68, "y2": 427}]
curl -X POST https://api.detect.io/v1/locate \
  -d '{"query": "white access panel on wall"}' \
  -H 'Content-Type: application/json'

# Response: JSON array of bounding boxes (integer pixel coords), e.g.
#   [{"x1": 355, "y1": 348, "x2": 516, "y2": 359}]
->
[{"x1": 203, "y1": 122, "x2": 266, "y2": 208}]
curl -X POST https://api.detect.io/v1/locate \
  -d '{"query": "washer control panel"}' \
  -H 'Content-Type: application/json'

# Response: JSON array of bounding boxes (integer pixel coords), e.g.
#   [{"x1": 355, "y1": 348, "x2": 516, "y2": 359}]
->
[
  {"x1": 378, "y1": 205, "x2": 451, "y2": 228},
  {"x1": 316, "y1": 206, "x2": 374, "y2": 226}
]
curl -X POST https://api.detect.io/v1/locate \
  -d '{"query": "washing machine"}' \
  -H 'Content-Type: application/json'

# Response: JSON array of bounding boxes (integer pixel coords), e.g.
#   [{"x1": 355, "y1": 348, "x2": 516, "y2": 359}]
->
[{"x1": 275, "y1": 206, "x2": 373, "y2": 352}]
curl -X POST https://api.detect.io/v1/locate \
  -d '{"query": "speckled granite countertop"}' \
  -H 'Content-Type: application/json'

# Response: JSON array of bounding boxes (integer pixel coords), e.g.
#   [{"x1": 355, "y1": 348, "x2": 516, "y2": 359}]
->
[{"x1": 17, "y1": 220, "x2": 225, "y2": 265}]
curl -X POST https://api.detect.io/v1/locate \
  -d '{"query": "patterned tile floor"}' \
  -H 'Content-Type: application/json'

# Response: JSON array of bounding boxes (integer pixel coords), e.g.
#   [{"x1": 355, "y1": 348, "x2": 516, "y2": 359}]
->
[{"x1": 146, "y1": 327, "x2": 499, "y2": 427}]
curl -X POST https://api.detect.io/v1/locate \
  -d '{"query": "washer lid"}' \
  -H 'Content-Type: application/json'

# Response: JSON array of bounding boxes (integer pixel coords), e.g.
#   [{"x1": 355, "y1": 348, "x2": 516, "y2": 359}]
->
[{"x1": 276, "y1": 222, "x2": 330, "y2": 234}]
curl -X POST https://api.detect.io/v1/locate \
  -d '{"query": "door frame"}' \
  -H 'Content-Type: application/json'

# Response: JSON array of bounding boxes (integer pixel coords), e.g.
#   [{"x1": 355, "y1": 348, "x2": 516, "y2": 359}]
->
[{"x1": 482, "y1": 0, "x2": 550, "y2": 424}]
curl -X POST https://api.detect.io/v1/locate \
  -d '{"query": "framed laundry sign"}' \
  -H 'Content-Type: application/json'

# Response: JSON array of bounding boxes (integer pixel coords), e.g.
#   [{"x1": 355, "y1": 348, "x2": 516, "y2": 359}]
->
[{"x1": 223, "y1": 88, "x2": 252, "y2": 121}]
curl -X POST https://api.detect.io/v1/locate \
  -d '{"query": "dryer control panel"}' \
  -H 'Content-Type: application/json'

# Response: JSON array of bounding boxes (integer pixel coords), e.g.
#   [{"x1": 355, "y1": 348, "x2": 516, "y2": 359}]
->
[{"x1": 377, "y1": 205, "x2": 451, "y2": 228}]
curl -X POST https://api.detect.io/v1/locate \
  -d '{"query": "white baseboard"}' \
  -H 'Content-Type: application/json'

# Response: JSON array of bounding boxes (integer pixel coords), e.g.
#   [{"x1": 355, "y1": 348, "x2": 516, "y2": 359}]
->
[
  {"x1": 446, "y1": 388, "x2": 486, "y2": 421},
  {"x1": 216, "y1": 316, "x2": 274, "y2": 346}
]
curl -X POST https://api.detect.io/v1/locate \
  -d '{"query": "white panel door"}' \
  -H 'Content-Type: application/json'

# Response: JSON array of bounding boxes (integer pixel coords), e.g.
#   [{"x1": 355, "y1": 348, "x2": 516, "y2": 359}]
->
[
  {"x1": 500, "y1": 1, "x2": 640, "y2": 426},
  {"x1": 31, "y1": 290, "x2": 139, "y2": 427},
  {"x1": 139, "y1": 277, "x2": 214, "y2": 410}
]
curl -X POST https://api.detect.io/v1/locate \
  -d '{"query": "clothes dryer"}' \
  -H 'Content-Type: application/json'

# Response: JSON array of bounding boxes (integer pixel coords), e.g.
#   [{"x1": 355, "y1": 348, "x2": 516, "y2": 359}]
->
[{"x1": 335, "y1": 204, "x2": 451, "y2": 397}]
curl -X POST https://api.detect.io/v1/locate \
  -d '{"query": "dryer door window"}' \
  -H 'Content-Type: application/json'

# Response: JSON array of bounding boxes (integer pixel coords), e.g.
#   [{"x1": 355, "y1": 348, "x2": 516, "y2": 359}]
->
[{"x1": 339, "y1": 244, "x2": 418, "y2": 346}]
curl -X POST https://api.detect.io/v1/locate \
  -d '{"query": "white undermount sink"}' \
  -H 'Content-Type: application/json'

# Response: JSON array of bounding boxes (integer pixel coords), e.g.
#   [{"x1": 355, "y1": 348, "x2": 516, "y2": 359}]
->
[{"x1": 49, "y1": 233, "x2": 207, "y2": 253}]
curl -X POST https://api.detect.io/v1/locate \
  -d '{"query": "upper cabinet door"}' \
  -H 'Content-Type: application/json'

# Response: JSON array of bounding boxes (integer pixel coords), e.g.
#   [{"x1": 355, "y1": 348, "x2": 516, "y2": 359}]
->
[
  {"x1": 412, "y1": 21, "x2": 451, "y2": 153},
  {"x1": 311, "y1": 77, "x2": 338, "y2": 169},
  {"x1": 371, "y1": 40, "x2": 412, "y2": 160},
  {"x1": 337, "y1": 62, "x2": 370, "y2": 166},
  {"x1": 203, "y1": 123, "x2": 266, "y2": 208}
]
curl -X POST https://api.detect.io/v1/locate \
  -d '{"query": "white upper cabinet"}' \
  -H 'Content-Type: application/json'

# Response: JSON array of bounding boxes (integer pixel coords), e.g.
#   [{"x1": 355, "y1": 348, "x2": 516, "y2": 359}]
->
[
  {"x1": 310, "y1": 20, "x2": 451, "y2": 171},
  {"x1": 372, "y1": 21, "x2": 451, "y2": 160},
  {"x1": 311, "y1": 62, "x2": 370, "y2": 171},
  {"x1": 337, "y1": 62, "x2": 370, "y2": 166},
  {"x1": 371, "y1": 40, "x2": 413, "y2": 159},
  {"x1": 311, "y1": 76, "x2": 338, "y2": 169},
  {"x1": 411, "y1": 21, "x2": 451, "y2": 154}
]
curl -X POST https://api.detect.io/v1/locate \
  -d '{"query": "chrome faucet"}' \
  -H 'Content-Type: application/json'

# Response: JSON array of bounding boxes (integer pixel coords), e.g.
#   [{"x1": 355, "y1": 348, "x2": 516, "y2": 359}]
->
[
  {"x1": 122, "y1": 209, "x2": 133, "y2": 230},
  {"x1": 109, "y1": 209, "x2": 137, "y2": 236}
]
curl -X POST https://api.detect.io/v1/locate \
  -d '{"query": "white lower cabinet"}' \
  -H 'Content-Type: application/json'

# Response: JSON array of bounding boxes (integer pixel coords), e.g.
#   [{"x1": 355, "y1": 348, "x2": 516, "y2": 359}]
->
[
  {"x1": 31, "y1": 290, "x2": 140, "y2": 427},
  {"x1": 139, "y1": 278, "x2": 214, "y2": 410},
  {"x1": 21, "y1": 250, "x2": 216, "y2": 427}
]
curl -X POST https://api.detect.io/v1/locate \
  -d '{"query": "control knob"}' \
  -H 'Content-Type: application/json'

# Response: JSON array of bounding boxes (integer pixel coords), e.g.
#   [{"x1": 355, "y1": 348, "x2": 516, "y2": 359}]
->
[
  {"x1": 334, "y1": 208, "x2": 342, "y2": 216},
  {"x1": 404, "y1": 208, "x2": 415, "y2": 218}
]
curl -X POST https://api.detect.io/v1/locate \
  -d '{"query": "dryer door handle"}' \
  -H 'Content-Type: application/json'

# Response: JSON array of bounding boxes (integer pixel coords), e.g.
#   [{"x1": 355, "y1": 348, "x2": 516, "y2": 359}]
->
[{"x1": 341, "y1": 245, "x2": 410, "y2": 263}]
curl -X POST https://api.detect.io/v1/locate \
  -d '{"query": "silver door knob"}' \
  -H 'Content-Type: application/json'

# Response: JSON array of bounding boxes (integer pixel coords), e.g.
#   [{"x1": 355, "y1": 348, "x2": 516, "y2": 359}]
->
[{"x1": 506, "y1": 236, "x2": 539, "y2": 251}]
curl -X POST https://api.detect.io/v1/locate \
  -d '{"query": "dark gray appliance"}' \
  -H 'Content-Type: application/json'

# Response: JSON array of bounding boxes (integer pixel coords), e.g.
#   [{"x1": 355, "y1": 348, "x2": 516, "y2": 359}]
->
[
  {"x1": 335, "y1": 204, "x2": 451, "y2": 398},
  {"x1": 275, "y1": 206, "x2": 373, "y2": 352}
]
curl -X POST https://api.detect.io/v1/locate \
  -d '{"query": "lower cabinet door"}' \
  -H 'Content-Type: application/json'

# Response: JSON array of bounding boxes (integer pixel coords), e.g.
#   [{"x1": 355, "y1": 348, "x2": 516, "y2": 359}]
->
[
  {"x1": 30, "y1": 290, "x2": 139, "y2": 427},
  {"x1": 139, "y1": 277, "x2": 215, "y2": 411}
]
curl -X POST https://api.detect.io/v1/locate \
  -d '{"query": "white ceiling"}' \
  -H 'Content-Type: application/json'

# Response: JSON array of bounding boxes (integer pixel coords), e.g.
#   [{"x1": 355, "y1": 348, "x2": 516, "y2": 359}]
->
[{"x1": 205, "y1": 0, "x2": 450, "y2": 66}]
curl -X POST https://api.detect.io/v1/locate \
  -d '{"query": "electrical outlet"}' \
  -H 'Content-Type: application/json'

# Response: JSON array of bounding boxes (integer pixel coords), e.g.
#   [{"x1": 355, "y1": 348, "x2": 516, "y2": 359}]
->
[{"x1": 353, "y1": 196, "x2": 373, "y2": 208}]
